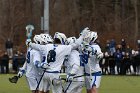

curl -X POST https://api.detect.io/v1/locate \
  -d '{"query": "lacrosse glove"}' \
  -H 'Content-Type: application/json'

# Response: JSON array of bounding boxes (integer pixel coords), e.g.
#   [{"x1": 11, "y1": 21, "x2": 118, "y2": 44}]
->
[
  {"x1": 26, "y1": 39, "x2": 31, "y2": 46},
  {"x1": 17, "y1": 68, "x2": 25, "y2": 78}
]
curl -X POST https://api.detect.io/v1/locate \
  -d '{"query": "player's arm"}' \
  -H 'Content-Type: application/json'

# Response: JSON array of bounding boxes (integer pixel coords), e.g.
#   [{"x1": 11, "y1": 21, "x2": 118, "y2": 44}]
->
[
  {"x1": 67, "y1": 63, "x2": 81, "y2": 82},
  {"x1": 22, "y1": 61, "x2": 27, "y2": 70},
  {"x1": 69, "y1": 51, "x2": 80, "y2": 75},
  {"x1": 71, "y1": 36, "x2": 83, "y2": 49},
  {"x1": 33, "y1": 50, "x2": 50, "y2": 69},
  {"x1": 69, "y1": 63, "x2": 80, "y2": 75},
  {"x1": 71, "y1": 27, "x2": 90, "y2": 50},
  {"x1": 17, "y1": 61, "x2": 27, "y2": 78},
  {"x1": 32, "y1": 50, "x2": 49, "y2": 69},
  {"x1": 96, "y1": 46, "x2": 103, "y2": 59},
  {"x1": 29, "y1": 43, "x2": 46, "y2": 51},
  {"x1": 90, "y1": 45, "x2": 103, "y2": 59},
  {"x1": 33, "y1": 50, "x2": 42, "y2": 68}
]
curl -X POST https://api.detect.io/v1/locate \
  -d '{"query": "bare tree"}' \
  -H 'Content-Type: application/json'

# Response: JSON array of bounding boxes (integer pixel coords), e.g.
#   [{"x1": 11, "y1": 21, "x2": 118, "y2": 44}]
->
[{"x1": 132, "y1": 0, "x2": 138, "y2": 45}]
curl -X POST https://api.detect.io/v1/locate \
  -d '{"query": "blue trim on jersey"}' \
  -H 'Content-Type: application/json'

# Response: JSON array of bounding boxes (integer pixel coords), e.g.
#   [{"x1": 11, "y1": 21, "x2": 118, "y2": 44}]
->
[
  {"x1": 84, "y1": 71, "x2": 102, "y2": 76},
  {"x1": 62, "y1": 38, "x2": 65, "y2": 45},
  {"x1": 26, "y1": 48, "x2": 33, "y2": 63},
  {"x1": 80, "y1": 53, "x2": 89, "y2": 64},
  {"x1": 45, "y1": 71, "x2": 60, "y2": 73},
  {"x1": 53, "y1": 44, "x2": 57, "y2": 50},
  {"x1": 64, "y1": 80, "x2": 72, "y2": 93},
  {"x1": 79, "y1": 55, "x2": 85, "y2": 66},
  {"x1": 36, "y1": 78, "x2": 39, "y2": 84},
  {"x1": 92, "y1": 75, "x2": 97, "y2": 87}
]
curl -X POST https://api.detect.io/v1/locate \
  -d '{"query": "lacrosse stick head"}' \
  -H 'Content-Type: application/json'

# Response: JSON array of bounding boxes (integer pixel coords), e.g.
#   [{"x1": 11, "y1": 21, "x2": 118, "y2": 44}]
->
[
  {"x1": 26, "y1": 24, "x2": 35, "y2": 39},
  {"x1": 9, "y1": 76, "x2": 19, "y2": 83}
]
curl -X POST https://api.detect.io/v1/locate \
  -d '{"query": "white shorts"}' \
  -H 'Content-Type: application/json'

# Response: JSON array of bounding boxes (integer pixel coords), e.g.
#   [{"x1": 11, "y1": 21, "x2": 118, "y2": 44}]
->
[
  {"x1": 39, "y1": 76, "x2": 50, "y2": 92},
  {"x1": 65, "y1": 81, "x2": 84, "y2": 93},
  {"x1": 85, "y1": 71, "x2": 102, "y2": 89},
  {"x1": 43, "y1": 71, "x2": 62, "y2": 93},
  {"x1": 26, "y1": 77, "x2": 39, "y2": 90}
]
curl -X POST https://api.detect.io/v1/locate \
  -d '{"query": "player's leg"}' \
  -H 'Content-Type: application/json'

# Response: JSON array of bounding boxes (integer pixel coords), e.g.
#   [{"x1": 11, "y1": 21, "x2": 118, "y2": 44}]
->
[
  {"x1": 87, "y1": 87, "x2": 97, "y2": 93},
  {"x1": 90, "y1": 74, "x2": 101, "y2": 93},
  {"x1": 26, "y1": 77, "x2": 39, "y2": 93},
  {"x1": 90, "y1": 86, "x2": 98, "y2": 93},
  {"x1": 42, "y1": 78, "x2": 50, "y2": 93},
  {"x1": 39, "y1": 73, "x2": 50, "y2": 93},
  {"x1": 66, "y1": 82, "x2": 84, "y2": 93},
  {"x1": 85, "y1": 76, "x2": 92, "y2": 93},
  {"x1": 45, "y1": 90, "x2": 50, "y2": 93},
  {"x1": 39, "y1": 90, "x2": 49, "y2": 93},
  {"x1": 32, "y1": 90, "x2": 38, "y2": 93},
  {"x1": 50, "y1": 73, "x2": 62, "y2": 93}
]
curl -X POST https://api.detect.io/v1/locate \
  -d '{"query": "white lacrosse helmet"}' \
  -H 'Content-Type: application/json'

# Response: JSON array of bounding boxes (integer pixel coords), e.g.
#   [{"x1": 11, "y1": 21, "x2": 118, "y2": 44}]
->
[
  {"x1": 83, "y1": 31, "x2": 98, "y2": 45},
  {"x1": 65, "y1": 37, "x2": 76, "y2": 45},
  {"x1": 40, "y1": 34, "x2": 53, "y2": 44},
  {"x1": 79, "y1": 27, "x2": 90, "y2": 36},
  {"x1": 54, "y1": 32, "x2": 67, "y2": 44},
  {"x1": 33, "y1": 35, "x2": 43, "y2": 44}
]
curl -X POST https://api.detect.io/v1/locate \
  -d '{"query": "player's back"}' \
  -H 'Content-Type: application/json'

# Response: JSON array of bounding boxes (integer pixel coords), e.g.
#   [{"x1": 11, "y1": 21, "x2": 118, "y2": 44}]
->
[
  {"x1": 45, "y1": 44, "x2": 72, "y2": 72},
  {"x1": 84, "y1": 44, "x2": 102, "y2": 73},
  {"x1": 26, "y1": 47, "x2": 42, "y2": 78},
  {"x1": 68, "y1": 50, "x2": 84, "y2": 81},
  {"x1": 29, "y1": 43, "x2": 73, "y2": 72}
]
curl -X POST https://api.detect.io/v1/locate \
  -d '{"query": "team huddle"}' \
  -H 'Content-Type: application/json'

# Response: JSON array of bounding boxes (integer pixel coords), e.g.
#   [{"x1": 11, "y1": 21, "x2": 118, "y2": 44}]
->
[{"x1": 17, "y1": 27, "x2": 103, "y2": 93}]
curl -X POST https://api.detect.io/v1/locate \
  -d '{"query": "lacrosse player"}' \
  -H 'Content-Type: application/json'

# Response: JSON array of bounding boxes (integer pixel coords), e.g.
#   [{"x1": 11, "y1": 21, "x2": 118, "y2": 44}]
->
[
  {"x1": 64, "y1": 37, "x2": 85, "y2": 93},
  {"x1": 80, "y1": 31, "x2": 103, "y2": 93},
  {"x1": 37, "y1": 33, "x2": 53, "y2": 93},
  {"x1": 26, "y1": 28, "x2": 90, "y2": 93},
  {"x1": 18, "y1": 35, "x2": 43, "y2": 93}
]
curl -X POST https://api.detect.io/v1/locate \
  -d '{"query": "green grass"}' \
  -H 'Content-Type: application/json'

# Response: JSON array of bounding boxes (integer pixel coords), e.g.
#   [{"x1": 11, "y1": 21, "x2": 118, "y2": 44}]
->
[
  {"x1": 100, "y1": 75, "x2": 140, "y2": 93},
  {"x1": 0, "y1": 74, "x2": 140, "y2": 93}
]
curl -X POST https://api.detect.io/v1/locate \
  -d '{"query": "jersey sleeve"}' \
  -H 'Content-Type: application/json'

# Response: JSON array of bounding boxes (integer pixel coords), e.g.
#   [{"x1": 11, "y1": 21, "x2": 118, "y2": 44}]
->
[
  {"x1": 21, "y1": 61, "x2": 27, "y2": 70},
  {"x1": 71, "y1": 36, "x2": 83, "y2": 50},
  {"x1": 58, "y1": 45, "x2": 72, "y2": 56},
  {"x1": 69, "y1": 50, "x2": 80, "y2": 66},
  {"x1": 32, "y1": 50, "x2": 41, "y2": 64},
  {"x1": 92, "y1": 45, "x2": 103, "y2": 59},
  {"x1": 69, "y1": 63, "x2": 80, "y2": 75},
  {"x1": 29, "y1": 43, "x2": 46, "y2": 51},
  {"x1": 93, "y1": 45, "x2": 102, "y2": 55}
]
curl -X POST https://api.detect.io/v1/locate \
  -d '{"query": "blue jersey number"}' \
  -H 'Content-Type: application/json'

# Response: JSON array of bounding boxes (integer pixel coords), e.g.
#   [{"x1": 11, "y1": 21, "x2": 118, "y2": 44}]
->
[
  {"x1": 47, "y1": 50, "x2": 56, "y2": 63},
  {"x1": 79, "y1": 55, "x2": 84, "y2": 66},
  {"x1": 42, "y1": 56, "x2": 46, "y2": 63},
  {"x1": 80, "y1": 54, "x2": 89, "y2": 65},
  {"x1": 27, "y1": 51, "x2": 30, "y2": 63}
]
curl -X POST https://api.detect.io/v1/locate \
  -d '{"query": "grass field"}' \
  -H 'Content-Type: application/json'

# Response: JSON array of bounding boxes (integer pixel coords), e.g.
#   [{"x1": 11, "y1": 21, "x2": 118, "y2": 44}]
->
[{"x1": 0, "y1": 74, "x2": 140, "y2": 93}]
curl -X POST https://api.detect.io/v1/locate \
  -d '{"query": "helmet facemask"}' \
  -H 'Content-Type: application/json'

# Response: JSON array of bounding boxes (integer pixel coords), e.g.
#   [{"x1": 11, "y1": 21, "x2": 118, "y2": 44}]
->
[
  {"x1": 54, "y1": 32, "x2": 67, "y2": 45},
  {"x1": 65, "y1": 37, "x2": 76, "y2": 45}
]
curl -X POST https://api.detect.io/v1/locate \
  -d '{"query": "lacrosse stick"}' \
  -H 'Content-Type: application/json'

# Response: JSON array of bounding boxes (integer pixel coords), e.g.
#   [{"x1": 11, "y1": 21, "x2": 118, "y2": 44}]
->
[
  {"x1": 86, "y1": 51, "x2": 93, "y2": 89},
  {"x1": 35, "y1": 69, "x2": 46, "y2": 93},
  {"x1": 9, "y1": 76, "x2": 19, "y2": 84},
  {"x1": 52, "y1": 77, "x2": 65, "y2": 93},
  {"x1": 52, "y1": 75, "x2": 84, "y2": 93},
  {"x1": 53, "y1": 77, "x2": 84, "y2": 82},
  {"x1": 26, "y1": 24, "x2": 34, "y2": 39}
]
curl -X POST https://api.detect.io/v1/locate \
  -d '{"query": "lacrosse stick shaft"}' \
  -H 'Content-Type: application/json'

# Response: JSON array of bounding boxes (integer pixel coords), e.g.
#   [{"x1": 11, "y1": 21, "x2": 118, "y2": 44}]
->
[
  {"x1": 26, "y1": 24, "x2": 34, "y2": 39},
  {"x1": 35, "y1": 69, "x2": 46, "y2": 93},
  {"x1": 86, "y1": 52, "x2": 92, "y2": 88},
  {"x1": 64, "y1": 80, "x2": 72, "y2": 93}
]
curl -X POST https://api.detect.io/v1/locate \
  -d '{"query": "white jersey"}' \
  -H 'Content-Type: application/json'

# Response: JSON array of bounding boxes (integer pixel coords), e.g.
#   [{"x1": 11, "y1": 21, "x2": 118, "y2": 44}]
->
[
  {"x1": 65, "y1": 50, "x2": 84, "y2": 81},
  {"x1": 30, "y1": 43, "x2": 72, "y2": 72},
  {"x1": 25, "y1": 47, "x2": 42, "y2": 78},
  {"x1": 82, "y1": 44, "x2": 102, "y2": 73}
]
